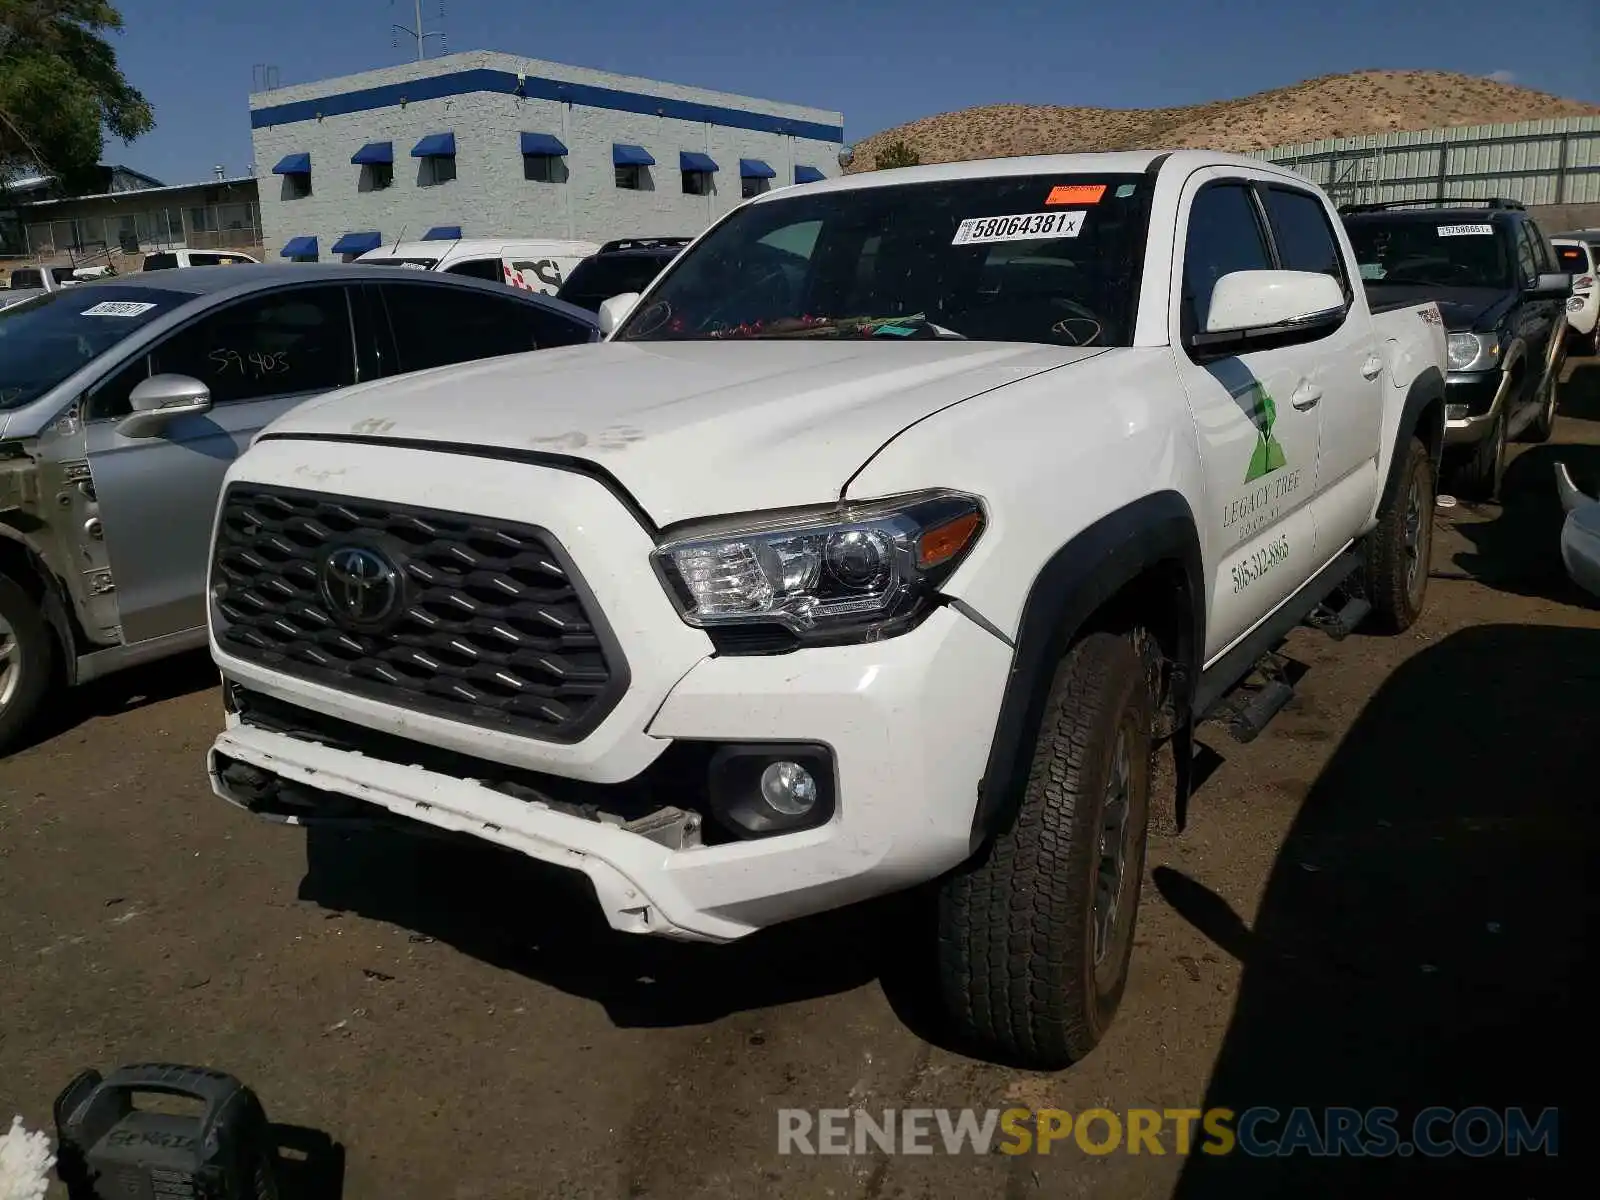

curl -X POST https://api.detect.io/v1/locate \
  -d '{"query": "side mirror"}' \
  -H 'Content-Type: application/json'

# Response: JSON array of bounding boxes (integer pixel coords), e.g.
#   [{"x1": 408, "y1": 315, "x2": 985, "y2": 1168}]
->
[
  {"x1": 1527, "y1": 272, "x2": 1572, "y2": 301},
  {"x1": 1188, "y1": 270, "x2": 1347, "y2": 358},
  {"x1": 597, "y1": 292, "x2": 641, "y2": 338},
  {"x1": 117, "y1": 373, "x2": 212, "y2": 438}
]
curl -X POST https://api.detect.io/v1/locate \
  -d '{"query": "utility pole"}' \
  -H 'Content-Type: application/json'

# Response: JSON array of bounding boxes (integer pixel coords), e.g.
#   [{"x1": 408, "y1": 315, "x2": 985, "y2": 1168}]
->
[{"x1": 392, "y1": 0, "x2": 446, "y2": 61}]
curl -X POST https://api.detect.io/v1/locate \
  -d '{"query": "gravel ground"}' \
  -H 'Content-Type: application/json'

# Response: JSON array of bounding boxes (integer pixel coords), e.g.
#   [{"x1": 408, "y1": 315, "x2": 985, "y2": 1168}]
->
[{"x1": 3, "y1": 361, "x2": 1595, "y2": 1199}]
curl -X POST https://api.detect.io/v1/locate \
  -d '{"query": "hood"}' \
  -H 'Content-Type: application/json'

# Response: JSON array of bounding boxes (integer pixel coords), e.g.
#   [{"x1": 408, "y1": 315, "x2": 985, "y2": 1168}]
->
[
  {"x1": 1367, "y1": 284, "x2": 1510, "y2": 332},
  {"x1": 265, "y1": 339, "x2": 1104, "y2": 526}
]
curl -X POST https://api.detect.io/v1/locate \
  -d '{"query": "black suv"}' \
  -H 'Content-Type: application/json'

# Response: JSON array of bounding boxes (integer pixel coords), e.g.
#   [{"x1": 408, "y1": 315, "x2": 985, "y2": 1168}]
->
[
  {"x1": 1341, "y1": 198, "x2": 1571, "y2": 498},
  {"x1": 555, "y1": 237, "x2": 692, "y2": 312}
]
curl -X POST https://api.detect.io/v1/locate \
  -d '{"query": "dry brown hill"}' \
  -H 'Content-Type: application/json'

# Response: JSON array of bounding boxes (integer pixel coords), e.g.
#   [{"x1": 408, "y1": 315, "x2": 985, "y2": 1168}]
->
[{"x1": 847, "y1": 70, "x2": 1600, "y2": 170}]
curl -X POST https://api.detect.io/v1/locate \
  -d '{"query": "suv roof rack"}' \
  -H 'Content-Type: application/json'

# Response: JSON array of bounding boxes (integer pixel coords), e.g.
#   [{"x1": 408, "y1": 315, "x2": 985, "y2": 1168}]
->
[
  {"x1": 1338, "y1": 197, "x2": 1525, "y2": 215},
  {"x1": 598, "y1": 236, "x2": 694, "y2": 254}
]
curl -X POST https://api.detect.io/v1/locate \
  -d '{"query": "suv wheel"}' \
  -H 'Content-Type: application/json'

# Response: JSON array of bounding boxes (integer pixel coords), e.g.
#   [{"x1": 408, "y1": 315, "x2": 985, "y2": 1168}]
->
[
  {"x1": 1363, "y1": 436, "x2": 1435, "y2": 632},
  {"x1": 936, "y1": 631, "x2": 1152, "y2": 1068},
  {"x1": 1520, "y1": 368, "x2": 1560, "y2": 444},
  {"x1": 1449, "y1": 404, "x2": 1506, "y2": 501},
  {"x1": 0, "y1": 573, "x2": 55, "y2": 755}
]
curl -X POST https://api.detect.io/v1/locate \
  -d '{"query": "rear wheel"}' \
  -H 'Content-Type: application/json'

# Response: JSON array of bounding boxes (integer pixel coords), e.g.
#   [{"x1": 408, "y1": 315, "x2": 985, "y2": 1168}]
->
[
  {"x1": 936, "y1": 632, "x2": 1152, "y2": 1068},
  {"x1": 1364, "y1": 437, "x2": 1435, "y2": 633},
  {"x1": 0, "y1": 573, "x2": 55, "y2": 755}
]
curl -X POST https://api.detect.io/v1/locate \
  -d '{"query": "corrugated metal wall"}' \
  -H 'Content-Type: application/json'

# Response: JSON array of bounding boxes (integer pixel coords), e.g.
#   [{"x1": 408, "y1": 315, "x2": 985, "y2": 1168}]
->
[{"x1": 1249, "y1": 117, "x2": 1600, "y2": 208}]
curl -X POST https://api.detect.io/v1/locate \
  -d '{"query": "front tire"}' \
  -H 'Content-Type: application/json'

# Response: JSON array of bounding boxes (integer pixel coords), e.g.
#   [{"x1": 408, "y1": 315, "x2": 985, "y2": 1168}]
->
[
  {"x1": 936, "y1": 632, "x2": 1152, "y2": 1068},
  {"x1": 1363, "y1": 437, "x2": 1435, "y2": 633},
  {"x1": 1521, "y1": 368, "x2": 1560, "y2": 444},
  {"x1": 1448, "y1": 403, "x2": 1505, "y2": 501},
  {"x1": 0, "y1": 573, "x2": 56, "y2": 755}
]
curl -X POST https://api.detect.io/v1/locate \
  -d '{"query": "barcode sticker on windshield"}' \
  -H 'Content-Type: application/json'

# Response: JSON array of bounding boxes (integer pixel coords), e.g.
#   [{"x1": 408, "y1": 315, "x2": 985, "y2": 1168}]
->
[
  {"x1": 953, "y1": 210, "x2": 1087, "y2": 245},
  {"x1": 1437, "y1": 224, "x2": 1493, "y2": 237},
  {"x1": 80, "y1": 301, "x2": 156, "y2": 317}
]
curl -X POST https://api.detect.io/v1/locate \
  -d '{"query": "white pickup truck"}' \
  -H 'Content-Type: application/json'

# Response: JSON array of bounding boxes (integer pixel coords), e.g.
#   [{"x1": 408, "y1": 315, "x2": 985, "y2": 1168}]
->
[{"x1": 204, "y1": 151, "x2": 1448, "y2": 1068}]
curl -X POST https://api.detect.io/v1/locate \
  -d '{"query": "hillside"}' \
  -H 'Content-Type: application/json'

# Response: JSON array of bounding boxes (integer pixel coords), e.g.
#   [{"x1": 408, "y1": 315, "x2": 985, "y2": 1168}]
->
[{"x1": 847, "y1": 70, "x2": 1600, "y2": 170}]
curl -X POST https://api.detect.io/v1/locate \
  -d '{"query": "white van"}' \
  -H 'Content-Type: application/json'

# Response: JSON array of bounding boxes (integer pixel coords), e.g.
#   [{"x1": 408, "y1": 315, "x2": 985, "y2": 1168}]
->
[{"x1": 355, "y1": 237, "x2": 600, "y2": 296}]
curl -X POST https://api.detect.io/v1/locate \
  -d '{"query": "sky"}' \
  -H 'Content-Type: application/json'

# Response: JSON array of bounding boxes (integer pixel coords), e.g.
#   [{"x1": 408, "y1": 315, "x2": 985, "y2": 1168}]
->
[{"x1": 110, "y1": 0, "x2": 1600, "y2": 184}]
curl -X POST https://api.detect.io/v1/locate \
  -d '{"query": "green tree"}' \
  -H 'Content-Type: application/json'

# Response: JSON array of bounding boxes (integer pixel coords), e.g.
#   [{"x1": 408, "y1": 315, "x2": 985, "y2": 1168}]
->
[
  {"x1": 0, "y1": 1, "x2": 153, "y2": 192},
  {"x1": 874, "y1": 140, "x2": 921, "y2": 170}
]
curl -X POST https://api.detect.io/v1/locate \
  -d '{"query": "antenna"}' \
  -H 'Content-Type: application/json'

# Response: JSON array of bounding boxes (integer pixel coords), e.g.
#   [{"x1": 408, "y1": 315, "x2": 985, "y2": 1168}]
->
[{"x1": 390, "y1": 0, "x2": 445, "y2": 61}]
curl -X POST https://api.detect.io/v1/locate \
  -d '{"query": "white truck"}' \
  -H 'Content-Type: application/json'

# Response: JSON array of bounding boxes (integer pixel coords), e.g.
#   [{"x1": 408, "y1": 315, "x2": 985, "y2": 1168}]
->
[{"x1": 204, "y1": 151, "x2": 1448, "y2": 1068}]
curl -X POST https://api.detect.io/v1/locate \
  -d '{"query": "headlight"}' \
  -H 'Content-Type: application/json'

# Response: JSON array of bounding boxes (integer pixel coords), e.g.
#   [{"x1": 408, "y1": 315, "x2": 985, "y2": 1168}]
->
[
  {"x1": 652, "y1": 490, "x2": 985, "y2": 647},
  {"x1": 1446, "y1": 332, "x2": 1500, "y2": 373}
]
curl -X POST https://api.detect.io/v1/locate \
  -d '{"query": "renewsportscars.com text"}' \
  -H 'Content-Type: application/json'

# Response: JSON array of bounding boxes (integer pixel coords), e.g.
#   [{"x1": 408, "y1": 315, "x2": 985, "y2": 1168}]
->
[{"x1": 777, "y1": 1106, "x2": 1560, "y2": 1158}]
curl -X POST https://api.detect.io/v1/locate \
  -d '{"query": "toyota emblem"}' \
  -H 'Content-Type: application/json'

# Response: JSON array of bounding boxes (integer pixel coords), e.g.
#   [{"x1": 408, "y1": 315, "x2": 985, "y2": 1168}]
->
[{"x1": 319, "y1": 545, "x2": 400, "y2": 627}]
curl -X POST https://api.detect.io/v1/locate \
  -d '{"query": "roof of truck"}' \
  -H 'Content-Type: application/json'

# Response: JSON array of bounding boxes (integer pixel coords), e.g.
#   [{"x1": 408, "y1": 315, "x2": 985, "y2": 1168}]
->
[
  {"x1": 358, "y1": 238, "x2": 600, "y2": 262},
  {"x1": 758, "y1": 150, "x2": 1295, "y2": 198}
]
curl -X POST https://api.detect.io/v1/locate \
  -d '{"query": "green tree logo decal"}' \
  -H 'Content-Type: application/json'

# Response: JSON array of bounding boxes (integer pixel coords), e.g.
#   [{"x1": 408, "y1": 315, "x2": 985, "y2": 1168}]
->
[{"x1": 1244, "y1": 383, "x2": 1288, "y2": 482}]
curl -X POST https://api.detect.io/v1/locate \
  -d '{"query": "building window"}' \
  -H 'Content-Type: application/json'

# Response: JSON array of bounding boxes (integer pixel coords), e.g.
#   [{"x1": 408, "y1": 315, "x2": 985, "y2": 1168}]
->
[
  {"x1": 741, "y1": 175, "x2": 769, "y2": 200},
  {"x1": 616, "y1": 165, "x2": 647, "y2": 190},
  {"x1": 682, "y1": 170, "x2": 713, "y2": 196},
  {"x1": 364, "y1": 162, "x2": 394, "y2": 190},
  {"x1": 285, "y1": 173, "x2": 312, "y2": 199},
  {"x1": 420, "y1": 156, "x2": 456, "y2": 187},
  {"x1": 188, "y1": 207, "x2": 219, "y2": 234},
  {"x1": 524, "y1": 155, "x2": 563, "y2": 183}
]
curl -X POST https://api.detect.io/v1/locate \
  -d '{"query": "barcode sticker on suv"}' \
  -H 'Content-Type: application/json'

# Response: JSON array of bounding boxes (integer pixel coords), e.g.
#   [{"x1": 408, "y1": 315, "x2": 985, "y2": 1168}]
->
[
  {"x1": 81, "y1": 301, "x2": 156, "y2": 317},
  {"x1": 953, "y1": 210, "x2": 1087, "y2": 245},
  {"x1": 1437, "y1": 224, "x2": 1493, "y2": 237}
]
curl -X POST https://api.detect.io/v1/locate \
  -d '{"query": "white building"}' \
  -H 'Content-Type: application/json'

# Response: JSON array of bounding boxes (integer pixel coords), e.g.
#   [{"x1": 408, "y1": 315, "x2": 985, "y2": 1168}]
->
[{"x1": 247, "y1": 51, "x2": 845, "y2": 261}]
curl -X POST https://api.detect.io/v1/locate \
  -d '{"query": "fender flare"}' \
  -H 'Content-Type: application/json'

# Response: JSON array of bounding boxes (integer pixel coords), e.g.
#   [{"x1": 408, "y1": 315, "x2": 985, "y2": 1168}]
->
[
  {"x1": 970, "y1": 491, "x2": 1205, "y2": 841},
  {"x1": 0, "y1": 528, "x2": 77, "y2": 679},
  {"x1": 1379, "y1": 365, "x2": 1447, "y2": 514}
]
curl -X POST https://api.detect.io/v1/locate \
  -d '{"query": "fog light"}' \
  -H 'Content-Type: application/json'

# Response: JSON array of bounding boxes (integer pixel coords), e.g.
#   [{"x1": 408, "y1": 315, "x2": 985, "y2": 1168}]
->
[
  {"x1": 707, "y1": 743, "x2": 835, "y2": 838},
  {"x1": 760, "y1": 761, "x2": 817, "y2": 816}
]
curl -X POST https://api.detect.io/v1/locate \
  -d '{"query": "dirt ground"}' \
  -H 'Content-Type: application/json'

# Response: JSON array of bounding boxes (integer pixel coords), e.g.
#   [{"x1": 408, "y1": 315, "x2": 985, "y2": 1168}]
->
[{"x1": 3, "y1": 363, "x2": 1595, "y2": 1200}]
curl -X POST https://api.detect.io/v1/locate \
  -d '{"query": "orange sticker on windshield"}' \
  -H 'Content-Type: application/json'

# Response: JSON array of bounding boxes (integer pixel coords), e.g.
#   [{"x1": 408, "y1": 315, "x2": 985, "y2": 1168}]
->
[{"x1": 1046, "y1": 184, "x2": 1106, "y2": 206}]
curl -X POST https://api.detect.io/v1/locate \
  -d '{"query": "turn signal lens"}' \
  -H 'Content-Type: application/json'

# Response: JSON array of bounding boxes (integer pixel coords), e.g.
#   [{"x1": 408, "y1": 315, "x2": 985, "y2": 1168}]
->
[{"x1": 918, "y1": 511, "x2": 984, "y2": 568}]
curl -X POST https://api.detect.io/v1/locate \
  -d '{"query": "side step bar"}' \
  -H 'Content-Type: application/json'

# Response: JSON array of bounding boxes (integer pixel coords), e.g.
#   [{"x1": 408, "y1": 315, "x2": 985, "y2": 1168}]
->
[{"x1": 1194, "y1": 548, "x2": 1364, "y2": 723}]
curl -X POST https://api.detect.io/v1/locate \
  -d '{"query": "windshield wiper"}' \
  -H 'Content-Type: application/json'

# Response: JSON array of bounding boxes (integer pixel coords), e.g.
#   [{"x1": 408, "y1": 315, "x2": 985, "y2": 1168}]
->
[{"x1": 744, "y1": 313, "x2": 966, "y2": 340}]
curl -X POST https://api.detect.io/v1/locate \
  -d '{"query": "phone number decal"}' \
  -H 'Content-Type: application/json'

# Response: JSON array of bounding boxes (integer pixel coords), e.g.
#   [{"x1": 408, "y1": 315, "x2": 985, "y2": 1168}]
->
[{"x1": 1231, "y1": 535, "x2": 1290, "y2": 594}]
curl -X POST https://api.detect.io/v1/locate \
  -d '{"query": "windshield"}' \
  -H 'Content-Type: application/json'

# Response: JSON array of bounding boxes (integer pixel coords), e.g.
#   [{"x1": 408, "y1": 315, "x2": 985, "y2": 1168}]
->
[
  {"x1": 357, "y1": 256, "x2": 438, "y2": 270},
  {"x1": 1346, "y1": 217, "x2": 1513, "y2": 289},
  {"x1": 0, "y1": 286, "x2": 186, "y2": 411},
  {"x1": 615, "y1": 174, "x2": 1152, "y2": 346}
]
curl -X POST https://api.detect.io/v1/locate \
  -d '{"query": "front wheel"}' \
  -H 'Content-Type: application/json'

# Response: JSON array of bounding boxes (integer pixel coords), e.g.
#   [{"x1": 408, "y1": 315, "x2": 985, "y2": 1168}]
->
[
  {"x1": 1521, "y1": 367, "x2": 1560, "y2": 444},
  {"x1": 1363, "y1": 437, "x2": 1435, "y2": 633},
  {"x1": 1447, "y1": 404, "x2": 1506, "y2": 501},
  {"x1": 0, "y1": 573, "x2": 56, "y2": 756},
  {"x1": 936, "y1": 632, "x2": 1153, "y2": 1068}
]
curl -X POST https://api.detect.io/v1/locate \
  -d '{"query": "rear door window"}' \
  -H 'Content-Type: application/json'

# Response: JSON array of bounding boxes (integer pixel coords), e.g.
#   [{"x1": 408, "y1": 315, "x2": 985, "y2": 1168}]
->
[
  {"x1": 443, "y1": 257, "x2": 505, "y2": 283},
  {"x1": 141, "y1": 253, "x2": 178, "y2": 271},
  {"x1": 1261, "y1": 186, "x2": 1350, "y2": 298},
  {"x1": 1555, "y1": 244, "x2": 1591, "y2": 275},
  {"x1": 380, "y1": 283, "x2": 591, "y2": 373}
]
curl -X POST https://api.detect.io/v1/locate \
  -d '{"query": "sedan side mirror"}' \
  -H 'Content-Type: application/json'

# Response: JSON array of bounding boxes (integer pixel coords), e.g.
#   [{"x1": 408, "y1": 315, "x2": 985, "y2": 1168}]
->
[
  {"x1": 597, "y1": 292, "x2": 641, "y2": 338},
  {"x1": 118, "y1": 373, "x2": 212, "y2": 438},
  {"x1": 1527, "y1": 272, "x2": 1572, "y2": 301}
]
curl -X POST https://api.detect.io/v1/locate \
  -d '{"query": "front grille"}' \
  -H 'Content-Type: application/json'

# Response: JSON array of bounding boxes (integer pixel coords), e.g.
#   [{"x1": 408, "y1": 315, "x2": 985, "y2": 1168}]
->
[{"x1": 211, "y1": 485, "x2": 627, "y2": 741}]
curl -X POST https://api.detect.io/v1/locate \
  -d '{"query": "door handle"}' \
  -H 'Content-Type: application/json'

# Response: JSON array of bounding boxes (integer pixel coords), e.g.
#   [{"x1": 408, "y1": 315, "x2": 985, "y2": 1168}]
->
[
  {"x1": 1291, "y1": 382, "x2": 1322, "y2": 410},
  {"x1": 1361, "y1": 354, "x2": 1384, "y2": 380}
]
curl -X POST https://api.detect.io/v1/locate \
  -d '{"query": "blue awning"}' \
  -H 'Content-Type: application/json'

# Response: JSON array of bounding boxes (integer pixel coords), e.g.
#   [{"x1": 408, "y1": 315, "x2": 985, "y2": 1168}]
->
[
  {"x1": 350, "y1": 141, "x2": 393, "y2": 165},
  {"x1": 279, "y1": 236, "x2": 318, "y2": 259},
  {"x1": 739, "y1": 158, "x2": 776, "y2": 179},
  {"x1": 271, "y1": 153, "x2": 311, "y2": 175},
  {"x1": 679, "y1": 151, "x2": 719, "y2": 173},
  {"x1": 794, "y1": 165, "x2": 825, "y2": 184},
  {"x1": 612, "y1": 143, "x2": 655, "y2": 167},
  {"x1": 520, "y1": 132, "x2": 568, "y2": 156},
  {"x1": 411, "y1": 132, "x2": 456, "y2": 158},
  {"x1": 423, "y1": 226, "x2": 462, "y2": 240},
  {"x1": 331, "y1": 231, "x2": 383, "y2": 255}
]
